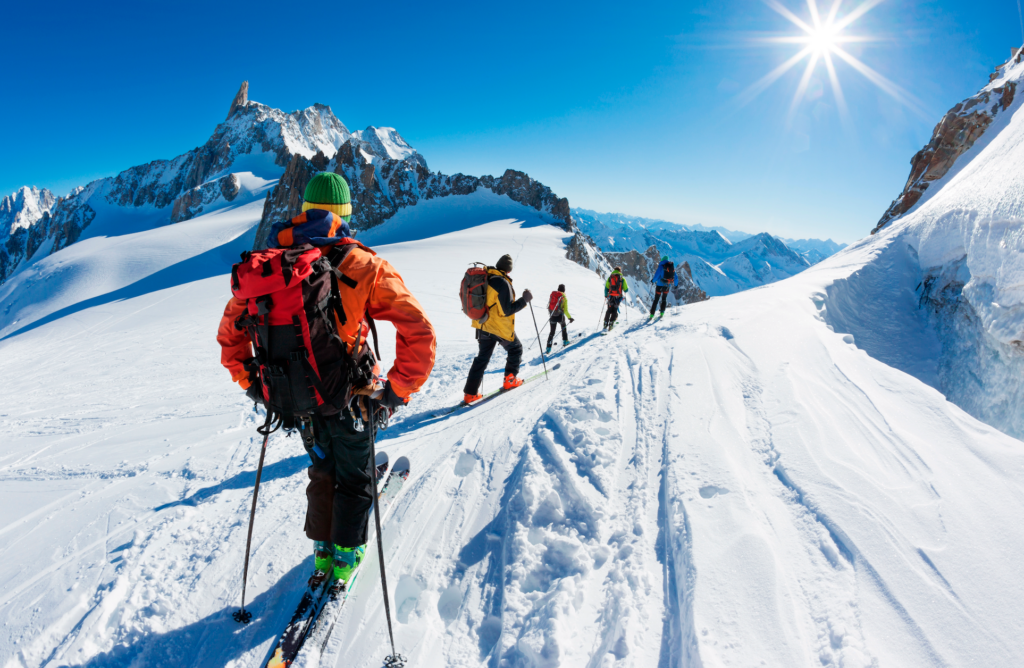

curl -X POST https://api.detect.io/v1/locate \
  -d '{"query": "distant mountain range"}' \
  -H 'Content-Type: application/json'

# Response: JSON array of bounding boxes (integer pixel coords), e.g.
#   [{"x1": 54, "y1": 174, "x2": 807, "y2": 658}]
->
[
  {"x1": 0, "y1": 82, "x2": 572, "y2": 288},
  {"x1": 571, "y1": 208, "x2": 848, "y2": 296}
]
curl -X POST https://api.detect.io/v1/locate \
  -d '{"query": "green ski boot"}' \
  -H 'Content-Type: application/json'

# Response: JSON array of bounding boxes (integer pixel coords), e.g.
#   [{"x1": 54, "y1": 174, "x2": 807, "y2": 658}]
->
[
  {"x1": 333, "y1": 544, "x2": 366, "y2": 583},
  {"x1": 546, "y1": 345, "x2": 552, "y2": 354},
  {"x1": 309, "y1": 541, "x2": 334, "y2": 588}
]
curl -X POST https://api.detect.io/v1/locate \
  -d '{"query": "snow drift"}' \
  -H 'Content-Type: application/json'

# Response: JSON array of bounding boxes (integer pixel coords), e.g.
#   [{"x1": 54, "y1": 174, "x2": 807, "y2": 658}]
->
[{"x1": 827, "y1": 49, "x2": 1024, "y2": 439}]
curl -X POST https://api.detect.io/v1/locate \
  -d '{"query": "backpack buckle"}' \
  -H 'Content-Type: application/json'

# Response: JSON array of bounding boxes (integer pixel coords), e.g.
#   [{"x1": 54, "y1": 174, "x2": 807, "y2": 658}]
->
[{"x1": 289, "y1": 350, "x2": 308, "y2": 362}]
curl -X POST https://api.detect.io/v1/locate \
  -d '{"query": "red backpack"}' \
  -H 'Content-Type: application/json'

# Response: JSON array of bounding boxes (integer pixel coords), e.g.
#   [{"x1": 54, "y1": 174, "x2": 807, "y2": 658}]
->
[
  {"x1": 547, "y1": 291, "x2": 563, "y2": 314},
  {"x1": 230, "y1": 243, "x2": 377, "y2": 420},
  {"x1": 460, "y1": 263, "x2": 490, "y2": 323},
  {"x1": 608, "y1": 273, "x2": 623, "y2": 297}
]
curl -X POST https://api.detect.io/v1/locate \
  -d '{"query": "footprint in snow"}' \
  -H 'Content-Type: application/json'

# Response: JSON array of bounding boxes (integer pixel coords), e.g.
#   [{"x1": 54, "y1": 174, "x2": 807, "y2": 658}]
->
[{"x1": 699, "y1": 485, "x2": 730, "y2": 499}]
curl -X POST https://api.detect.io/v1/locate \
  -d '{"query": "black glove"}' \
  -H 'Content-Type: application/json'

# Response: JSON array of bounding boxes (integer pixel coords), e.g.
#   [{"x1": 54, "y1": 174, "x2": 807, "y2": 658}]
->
[
  {"x1": 522, "y1": 289, "x2": 533, "y2": 302},
  {"x1": 245, "y1": 378, "x2": 265, "y2": 406},
  {"x1": 569, "y1": 318, "x2": 575, "y2": 323},
  {"x1": 379, "y1": 380, "x2": 408, "y2": 411}
]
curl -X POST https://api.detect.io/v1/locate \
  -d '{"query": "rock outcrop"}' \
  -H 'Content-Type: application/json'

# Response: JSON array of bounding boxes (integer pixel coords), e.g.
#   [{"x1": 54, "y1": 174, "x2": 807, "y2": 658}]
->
[
  {"x1": 227, "y1": 81, "x2": 249, "y2": 120},
  {"x1": 170, "y1": 174, "x2": 241, "y2": 223},
  {"x1": 873, "y1": 53, "x2": 1020, "y2": 234}
]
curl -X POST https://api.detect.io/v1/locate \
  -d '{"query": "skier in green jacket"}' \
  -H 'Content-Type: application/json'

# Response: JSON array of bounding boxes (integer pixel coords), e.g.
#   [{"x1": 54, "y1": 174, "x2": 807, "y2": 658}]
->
[
  {"x1": 545, "y1": 284, "x2": 574, "y2": 353},
  {"x1": 603, "y1": 268, "x2": 629, "y2": 331}
]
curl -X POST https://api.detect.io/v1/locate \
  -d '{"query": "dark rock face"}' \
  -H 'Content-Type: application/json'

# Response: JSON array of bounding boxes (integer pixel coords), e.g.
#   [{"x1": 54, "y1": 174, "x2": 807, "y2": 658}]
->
[
  {"x1": 252, "y1": 151, "x2": 573, "y2": 249},
  {"x1": 227, "y1": 81, "x2": 249, "y2": 120},
  {"x1": 170, "y1": 174, "x2": 241, "y2": 223},
  {"x1": 604, "y1": 245, "x2": 709, "y2": 305},
  {"x1": 253, "y1": 151, "x2": 330, "y2": 249},
  {"x1": 565, "y1": 230, "x2": 604, "y2": 270},
  {"x1": 873, "y1": 59, "x2": 1018, "y2": 234}
]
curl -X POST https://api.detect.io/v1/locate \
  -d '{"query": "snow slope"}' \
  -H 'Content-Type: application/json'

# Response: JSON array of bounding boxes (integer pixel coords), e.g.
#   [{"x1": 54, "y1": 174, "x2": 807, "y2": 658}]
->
[{"x1": 1, "y1": 184, "x2": 1023, "y2": 668}]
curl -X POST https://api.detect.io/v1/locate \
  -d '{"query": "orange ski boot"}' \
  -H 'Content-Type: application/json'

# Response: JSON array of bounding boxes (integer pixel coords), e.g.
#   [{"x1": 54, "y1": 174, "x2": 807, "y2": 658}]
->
[
  {"x1": 464, "y1": 393, "x2": 483, "y2": 404},
  {"x1": 502, "y1": 373, "x2": 524, "y2": 390}
]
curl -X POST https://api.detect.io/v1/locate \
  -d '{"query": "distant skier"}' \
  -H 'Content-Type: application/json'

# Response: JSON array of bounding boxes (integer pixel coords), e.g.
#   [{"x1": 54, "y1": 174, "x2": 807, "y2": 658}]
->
[
  {"x1": 463, "y1": 254, "x2": 532, "y2": 403},
  {"x1": 545, "y1": 284, "x2": 574, "y2": 353},
  {"x1": 603, "y1": 267, "x2": 629, "y2": 331},
  {"x1": 650, "y1": 255, "x2": 678, "y2": 318},
  {"x1": 217, "y1": 172, "x2": 436, "y2": 588}
]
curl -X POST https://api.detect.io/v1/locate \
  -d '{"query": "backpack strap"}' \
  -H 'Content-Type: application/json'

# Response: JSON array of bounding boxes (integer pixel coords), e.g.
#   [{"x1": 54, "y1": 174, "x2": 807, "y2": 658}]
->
[{"x1": 292, "y1": 316, "x2": 344, "y2": 411}]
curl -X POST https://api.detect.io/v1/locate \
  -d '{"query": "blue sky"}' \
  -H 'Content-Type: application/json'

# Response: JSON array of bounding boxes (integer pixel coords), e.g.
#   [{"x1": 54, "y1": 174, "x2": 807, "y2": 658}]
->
[{"x1": 2, "y1": 0, "x2": 1021, "y2": 243}]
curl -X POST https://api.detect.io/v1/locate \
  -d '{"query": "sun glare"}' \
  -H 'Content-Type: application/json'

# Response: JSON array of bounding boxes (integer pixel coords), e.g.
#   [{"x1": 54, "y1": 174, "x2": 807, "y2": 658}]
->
[{"x1": 740, "y1": 0, "x2": 925, "y2": 123}]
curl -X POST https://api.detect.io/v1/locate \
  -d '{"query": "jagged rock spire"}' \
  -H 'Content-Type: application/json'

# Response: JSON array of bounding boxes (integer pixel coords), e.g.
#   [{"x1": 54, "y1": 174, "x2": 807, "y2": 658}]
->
[{"x1": 226, "y1": 81, "x2": 249, "y2": 120}]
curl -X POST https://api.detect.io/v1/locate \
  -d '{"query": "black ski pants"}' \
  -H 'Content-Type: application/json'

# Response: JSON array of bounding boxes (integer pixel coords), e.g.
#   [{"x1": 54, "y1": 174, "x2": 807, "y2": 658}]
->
[
  {"x1": 547, "y1": 313, "x2": 568, "y2": 347},
  {"x1": 604, "y1": 296, "x2": 622, "y2": 327},
  {"x1": 464, "y1": 330, "x2": 522, "y2": 395},
  {"x1": 651, "y1": 285, "x2": 670, "y2": 315},
  {"x1": 304, "y1": 412, "x2": 375, "y2": 548}
]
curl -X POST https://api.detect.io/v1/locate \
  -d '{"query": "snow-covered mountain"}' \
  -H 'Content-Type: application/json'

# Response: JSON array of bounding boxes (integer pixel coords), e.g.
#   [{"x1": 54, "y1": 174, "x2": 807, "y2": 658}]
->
[
  {"x1": 0, "y1": 82, "x2": 572, "y2": 313},
  {"x1": 571, "y1": 207, "x2": 844, "y2": 297},
  {"x1": 0, "y1": 186, "x2": 56, "y2": 281},
  {"x1": 784, "y1": 237, "x2": 848, "y2": 264}
]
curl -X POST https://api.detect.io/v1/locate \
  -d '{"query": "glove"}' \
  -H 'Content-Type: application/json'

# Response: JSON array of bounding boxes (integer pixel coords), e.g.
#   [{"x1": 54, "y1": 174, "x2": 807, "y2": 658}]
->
[
  {"x1": 245, "y1": 378, "x2": 265, "y2": 406},
  {"x1": 522, "y1": 289, "x2": 533, "y2": 302},
  {"x1": 569, "y1": 318, "x2": 575, "y2": 323},
  {"x1": 379, "y1": 380, "x2": 409, "y2": 411}
]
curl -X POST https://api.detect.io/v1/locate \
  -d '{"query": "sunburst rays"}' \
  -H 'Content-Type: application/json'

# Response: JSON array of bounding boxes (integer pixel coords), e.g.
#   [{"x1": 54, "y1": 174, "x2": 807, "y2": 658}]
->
[{"x1": 741, "y1": 0, "x2": 927, "y2": 123}]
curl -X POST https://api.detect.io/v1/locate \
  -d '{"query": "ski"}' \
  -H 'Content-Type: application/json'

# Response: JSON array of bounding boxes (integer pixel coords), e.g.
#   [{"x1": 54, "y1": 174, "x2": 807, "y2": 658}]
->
[
  {"x1": 263, "y1": 451, "x2": 391, "y2": 668},
  {"x1": 303, "y1": 456, "x2": 412, "y2": 663},
  {"x1": 432, "y1": 364, "x2": 560, "y2": 418}
]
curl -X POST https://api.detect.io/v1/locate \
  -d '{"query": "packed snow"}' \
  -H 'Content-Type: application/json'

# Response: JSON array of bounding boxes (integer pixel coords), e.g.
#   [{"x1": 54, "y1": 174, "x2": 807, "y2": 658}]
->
[{"x1": 2, "y1": 171, "x2": 1023, "y2": 668}]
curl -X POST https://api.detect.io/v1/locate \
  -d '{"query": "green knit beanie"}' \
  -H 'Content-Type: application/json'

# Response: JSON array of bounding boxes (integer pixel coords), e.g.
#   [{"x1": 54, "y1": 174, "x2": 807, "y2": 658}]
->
[
  {"x1": 661, "y1": 255, "x2": 669, "y2": 262},
  {"x1": 303, "y1": 172, "x2": 352, "y2": 221}
]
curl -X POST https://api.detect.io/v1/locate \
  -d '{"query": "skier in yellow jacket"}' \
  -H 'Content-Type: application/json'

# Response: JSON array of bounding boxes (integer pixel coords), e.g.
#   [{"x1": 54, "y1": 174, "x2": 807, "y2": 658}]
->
[{"x1": 463, "y1": 254, "x2": 533, "y2": 402}]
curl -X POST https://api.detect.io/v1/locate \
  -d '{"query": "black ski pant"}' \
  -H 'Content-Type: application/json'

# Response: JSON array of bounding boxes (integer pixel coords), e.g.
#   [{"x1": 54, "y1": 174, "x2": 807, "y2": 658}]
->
[
  {"x1": 304, "y1": 412, "x2": 375, "y2": 548},
  {"x1": 463, "y1": 330, "x2": 523, "y2": 395},
  {"x1": 650, "y1": 285, "x2": 670, "y2": 315},
  {"x1": 547, "y1": 314, "x2": 568, "y2": 347},
  {"x1": 604, "y1": 296, "x2": 622, "y2": 328}
]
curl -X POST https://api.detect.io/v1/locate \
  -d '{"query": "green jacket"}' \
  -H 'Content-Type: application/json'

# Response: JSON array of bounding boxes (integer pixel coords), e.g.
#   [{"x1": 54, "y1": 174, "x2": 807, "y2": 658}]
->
[
  {"x1": 605, "y1": 270, "x2": 629, "y2": 297},
  {"x1": 550, "y1": 291, "x2": 572, "y2": 319}
]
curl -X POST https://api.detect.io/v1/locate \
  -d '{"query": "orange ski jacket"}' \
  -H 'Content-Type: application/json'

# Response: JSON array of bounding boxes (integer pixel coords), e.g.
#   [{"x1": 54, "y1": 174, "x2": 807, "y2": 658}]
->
[{"x1": 217, "y1": 241, "x2": 436, "y2": 399}]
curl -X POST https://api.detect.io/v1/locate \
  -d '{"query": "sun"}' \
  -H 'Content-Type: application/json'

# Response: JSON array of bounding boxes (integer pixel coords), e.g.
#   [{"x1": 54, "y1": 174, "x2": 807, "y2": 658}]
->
[
  {"x1": 807, "y1": 25, "x2": 838, "y2": 53},
  {"x1": 739, "y1": 0, "x2": 925, "y2": 122}
]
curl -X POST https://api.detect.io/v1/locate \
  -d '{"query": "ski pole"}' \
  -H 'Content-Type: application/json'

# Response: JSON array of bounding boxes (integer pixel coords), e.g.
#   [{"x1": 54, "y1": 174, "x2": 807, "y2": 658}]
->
[
  {"x1": 597, "y1": 300, "x2": 606, "y2": 331},
  {"x1": 367, "y1": 407, "x2": 405, "y2": 668},
  {"x1": 233, "y1": 429, "x2": 269, "y2": 624},
  {"x1": 528, "y1": 301, "x2": 549, "y2": 376}
]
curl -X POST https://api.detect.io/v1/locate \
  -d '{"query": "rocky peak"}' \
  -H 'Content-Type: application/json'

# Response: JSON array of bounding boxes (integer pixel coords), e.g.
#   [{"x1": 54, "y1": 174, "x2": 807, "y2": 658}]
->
[
  {"x1": 226, "y1": 81, "x2": 249, "y2": 120},
  {"x1": 353, "y1": 126, "x2": 426, "y2": 168},
  {"x1": 873, "y1": 50, "x2": 1021, "y2": 234},
  {"x1": 1, "y1": 186, "x2": 56, "y2": 236}
]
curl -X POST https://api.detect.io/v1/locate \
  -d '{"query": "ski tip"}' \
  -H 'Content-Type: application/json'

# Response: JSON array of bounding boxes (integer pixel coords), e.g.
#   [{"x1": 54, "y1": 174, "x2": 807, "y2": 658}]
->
[
  {"x1": 392, "y1": 455, "x2": 410, "y2": 473},
  {"x1": 375, "y1": 451, "x2": 389, "y2": 466}
]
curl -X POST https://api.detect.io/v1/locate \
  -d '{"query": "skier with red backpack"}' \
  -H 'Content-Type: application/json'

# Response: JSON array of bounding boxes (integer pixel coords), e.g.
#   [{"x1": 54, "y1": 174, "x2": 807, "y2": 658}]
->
[
  {"x1": 603, "y1": 267, "x2": 629, "y2": 331},
  {"x1": 216, "y1": 172, "x2": 436, "y2": 590},
  {"x1": 460, "y1": 254, "x2": 532, "y2": 403},
  {"x1": 545, "y1": 284, "x2": 574, "y2": 353},
  {"x1": 650, "y1": 255, "x2": 678, "y2": 318}
]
